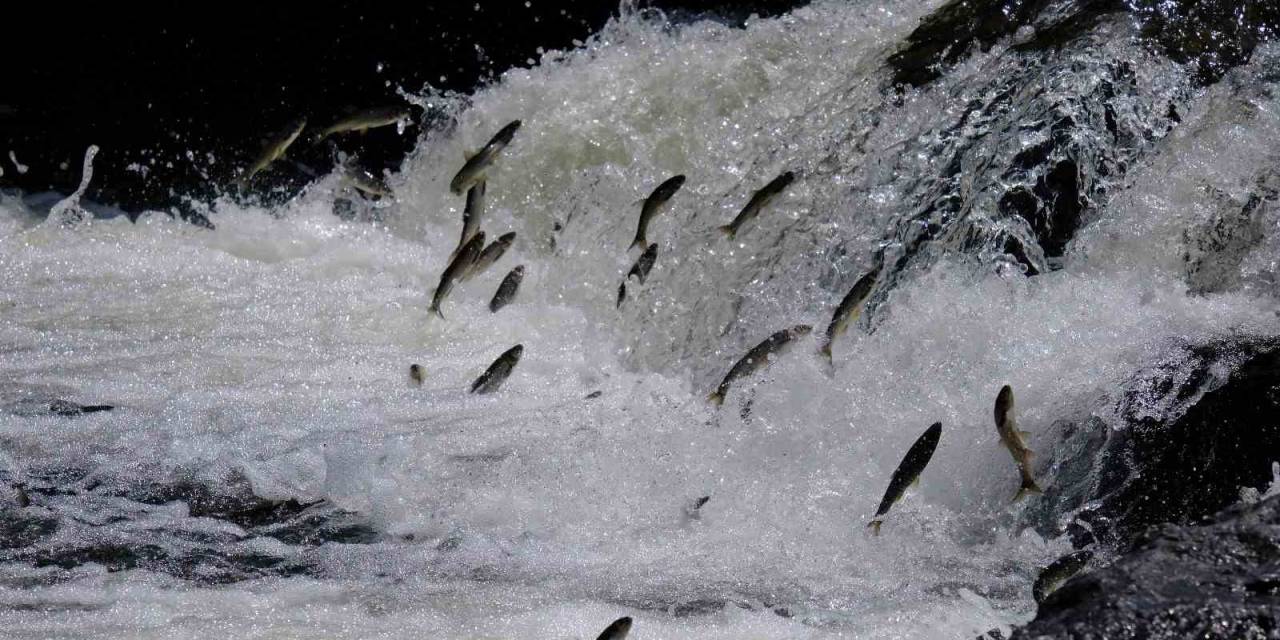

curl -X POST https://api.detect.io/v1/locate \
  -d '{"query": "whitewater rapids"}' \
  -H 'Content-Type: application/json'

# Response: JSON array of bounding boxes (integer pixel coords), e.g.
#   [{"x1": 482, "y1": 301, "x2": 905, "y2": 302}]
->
[{"x1": 1, "y1": 1, "x2": 1278, "y2": 638}]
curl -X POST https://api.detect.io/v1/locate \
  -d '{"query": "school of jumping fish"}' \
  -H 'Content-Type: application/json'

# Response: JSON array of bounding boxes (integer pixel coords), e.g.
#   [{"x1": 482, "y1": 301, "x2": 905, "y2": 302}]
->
[{"x1": 16, "y1": 111, "x2": 1090, "y2": 636}]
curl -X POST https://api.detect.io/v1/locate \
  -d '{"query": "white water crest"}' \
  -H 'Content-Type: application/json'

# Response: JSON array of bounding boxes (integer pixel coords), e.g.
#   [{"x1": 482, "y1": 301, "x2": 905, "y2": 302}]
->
[{"x1": 1, "y1": 2, "x2": 1278, "y2": 638}]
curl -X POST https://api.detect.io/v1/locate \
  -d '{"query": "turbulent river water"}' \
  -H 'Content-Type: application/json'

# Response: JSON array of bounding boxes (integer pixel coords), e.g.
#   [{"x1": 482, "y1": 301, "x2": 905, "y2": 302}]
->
[{"x1": 2, "y1": 1, "x2": 1279, "y2": 638}]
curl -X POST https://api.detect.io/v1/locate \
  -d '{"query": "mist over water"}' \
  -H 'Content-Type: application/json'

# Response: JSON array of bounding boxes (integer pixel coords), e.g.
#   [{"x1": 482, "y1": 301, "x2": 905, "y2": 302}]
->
[{"x1": 1, "y1": 1, "x2": 1278, "y2": 638}]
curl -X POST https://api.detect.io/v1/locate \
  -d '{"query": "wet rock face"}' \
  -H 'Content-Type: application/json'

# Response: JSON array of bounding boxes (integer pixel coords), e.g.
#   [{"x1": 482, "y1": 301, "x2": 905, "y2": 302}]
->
[
  {"x1": 1025, "y1": 337, "x2": 1280, "y2": 549},
  {"x1": 1012, "y1": 494, "x2": 1280, "y2": 640},
  {"x1": 888, "y1": 0, "x2": 1280, "y2": 89},
  {"x1": 0, "y1": 468, "x2": 377, "y2": 585}
]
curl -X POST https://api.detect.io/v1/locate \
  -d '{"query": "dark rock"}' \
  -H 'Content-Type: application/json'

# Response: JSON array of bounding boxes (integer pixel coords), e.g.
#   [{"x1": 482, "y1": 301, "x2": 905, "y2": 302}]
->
[
  {"x1": 1023, "y1": 336, "x2": 1280, "y2": 549},
  {"x1": 1012, "y1": 495, "x2": 1280, "y2": 639},
  {"x1": 1131, "y1": 0, "x2": 1280, "y2": 86},
  {"x1": 888, "y1": 0, "x2": 1279, "y2": 89},
  {"x1": 888, "y1": 0, "x2": 1121, "y2": 87}
]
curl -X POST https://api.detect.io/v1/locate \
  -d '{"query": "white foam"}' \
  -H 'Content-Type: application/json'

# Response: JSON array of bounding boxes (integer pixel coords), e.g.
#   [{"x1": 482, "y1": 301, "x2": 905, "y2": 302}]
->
[{"x1": 0, "y1": 5, "x2": 1278, "y2": 639}]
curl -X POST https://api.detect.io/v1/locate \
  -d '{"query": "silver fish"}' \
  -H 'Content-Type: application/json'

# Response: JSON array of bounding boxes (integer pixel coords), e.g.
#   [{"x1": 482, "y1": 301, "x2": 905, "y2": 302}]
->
[
  {"x1": 463, "y1": 232, "x2": 516, "y2": 281},
  {"x1": 312, "y1": 106, "x2": 411, "y2": 143},
  {"x1": 718, "y1": 171, "x2": 796, "y2": 238},
  {"x1": 596, "y1": 616, "x2": 633, "y2": 640},
  {"x1": 470, "y1": 344, "x2": 523, "y2": 394},
  {"x1": 1033, "y1": 549, "x2": 1092, "y2": 604},
  {"x1": 821, "y1": 266, "x2": 880, "y2": 363},
  {"x1": 631, "y1": 175, "x2": 685, "y2": 250},
  {"x1": 237, "y1": 117, "x2": 307, "y2": 186},
  {"x1": 489, "y1": 265, "x2": 524, "y2": 313},
  {"x1": 452, "y1": 180, "x2": 486, "y2": 260},
  {"x1": 708, "y1": 325, "x2": 812, "y2": 406},
  {"x1": 995, "y1": 385, "x2": 1043, "y2": 502},
  {"x1": 868, "y1": 421, "x2": 942, "y2": 536},
  {"x1": 449, "y1": 120, "x2": 522, "y2": 194},
  {"x1": 429, "y1": 231, "x2": 485, "y2": 319}
]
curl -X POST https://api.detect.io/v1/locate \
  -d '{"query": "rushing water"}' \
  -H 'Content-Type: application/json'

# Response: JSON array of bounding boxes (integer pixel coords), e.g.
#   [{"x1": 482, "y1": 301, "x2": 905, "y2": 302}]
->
[{"x1": 1, "y1": 2, "x2": 1279, "y2": 638}]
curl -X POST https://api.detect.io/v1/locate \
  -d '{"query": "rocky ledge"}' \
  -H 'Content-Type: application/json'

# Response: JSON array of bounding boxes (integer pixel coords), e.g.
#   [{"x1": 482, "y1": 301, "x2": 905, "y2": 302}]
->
[{"x1": 1013, "y1": 493, "x2": 1280, "y2": 639}]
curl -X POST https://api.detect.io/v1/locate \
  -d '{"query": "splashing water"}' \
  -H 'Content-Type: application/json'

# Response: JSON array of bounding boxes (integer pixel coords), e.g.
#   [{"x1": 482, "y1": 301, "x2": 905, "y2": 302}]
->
[
  {"x1": 46, "y1": 145, "x2": 100, "y2": 227},
  {"x1": 0, "y1": 2, "x2": 1278, "y2": 638}
]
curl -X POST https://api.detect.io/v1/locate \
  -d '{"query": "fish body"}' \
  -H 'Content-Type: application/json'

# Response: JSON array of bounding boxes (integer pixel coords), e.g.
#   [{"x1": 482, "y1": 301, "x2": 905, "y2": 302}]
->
[
  {"x1": 453, "y1": 180, "x2": 487, "y2": 260},
  {"x1": 238, "y1": 117, "x2": 307, "y2": 185},
  {"x1": 449, "y1": 120, "x2": 522, "y2": 194},
  {"x1": 821, "y1": 266, "x2": 880, "y2": 362},
  {"x1": 629, "y1": 243, "x2": 658, "y2": 283},
  {"x1": 464, "y1": 232, "x2": 516, "y2": 281},
  {"x1": 342, "y1": 166, "x2": 392, "y2": 197},
  {"x1": 718, "y1": 171, "x2": 795, "y2": 238},
  {"x1": 596, "y1": 616, "x2": 633, "y2": 640},
  {"x1": 313, "y1": 106, "x2": 411, "y2": 143},
  {"x1": 1033, "y1": 550, "x2": 1092, "y2": 603},
  {"x1": 708, "y1": 325, "x2": 812, "y2": 406},
  {"x1": 409, "y1": 364, "x2": 425, "y2": 386},
  {"x1": 14, "y1": 486, "x2": 29, "y2": 508},
  {"x1": 995, "y1": 385, "x2": 1043, "y2": 501},
  {"x1": 617, "y1": 243, "x2": 658, "y2": 307},
  {"x1": 868, "y1": 421, "x2": 943, "y2": 536},
  {"x1": 631, "y1": 175, "x2": 685, "y2": 249},
  {"x1": 429, "y1": 231, "x2": 485, "y2": 319},
  {"x1": 489, "y1": 265, "x2": 524, "y2": 313},
  {"x1": 470, "y1": 344, "x2": 523, "y2": 394}
]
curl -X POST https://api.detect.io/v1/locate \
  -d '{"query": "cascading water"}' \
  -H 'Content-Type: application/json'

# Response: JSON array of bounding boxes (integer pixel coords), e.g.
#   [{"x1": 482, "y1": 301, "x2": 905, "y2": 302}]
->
[{"x1": 1, "y1": 1, "x2": 1278, "y2": 638}]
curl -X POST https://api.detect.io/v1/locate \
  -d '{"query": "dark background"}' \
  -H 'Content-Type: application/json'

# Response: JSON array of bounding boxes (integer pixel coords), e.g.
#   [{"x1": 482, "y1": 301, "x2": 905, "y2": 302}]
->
[{"x1": 0, "y1": 1, "x2": 807, "y2": 215}]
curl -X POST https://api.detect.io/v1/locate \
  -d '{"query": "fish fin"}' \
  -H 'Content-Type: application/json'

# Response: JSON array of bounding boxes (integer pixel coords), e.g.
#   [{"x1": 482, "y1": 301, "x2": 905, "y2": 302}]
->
[
  {"x1": 718, "y1": 225, "x2": 735, "y2": 238},
  {"x1": 1013, "y1": 479, "x2": 1043, "y2": 502},
  {"x1": 867, "y1": 520, "x2": 882, "y2": 537},
  {"x1": 911, "y1": 476, "x2": 921, "y2": 489},
  {"x1": 1019, "y1": 430, "x2": 1032, "y2": 438},
  {"x1": 629, "y1": 235, "x2": 644, "y2": 251},
  {"x1": 708, "y1": 391, "x2": 724, "y2": 407},
  {"x1": 820, "y1": 340, "x2": 833, "y2": 363},
  {"x1": 1025, "y1": 447, "x2": 1035, "y2": 459},
  {"x1": 463, "y1": 148, "x2": 477, "y2": 161},
  {"x1": 430, "y1": 305, "x2": 445, "y2": 320}
]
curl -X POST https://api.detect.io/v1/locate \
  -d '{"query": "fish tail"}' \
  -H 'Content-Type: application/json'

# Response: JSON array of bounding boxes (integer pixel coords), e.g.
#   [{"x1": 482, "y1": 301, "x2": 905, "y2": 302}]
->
[
  {"x1": 1013, "y1": 478, "x2": 1043, "y2": 502},
  {"x1": 630, "y1": 235, "x2": 644, "y2": 251},
  {"x1": 867, "y1": 519, "x2": 882, "y2": 537},
  {"x1": 429, "y1": 305, "x2": 445, "y2": 320},
  {"x1": 708, "y1": 391, "x2": 724, "y2": 407},
  {"x1": 820, "y1": 340, "x2": 833, "y2": 365},
  {"x1": 717, "y1": 225, "x2": 735, "y2": 238}
]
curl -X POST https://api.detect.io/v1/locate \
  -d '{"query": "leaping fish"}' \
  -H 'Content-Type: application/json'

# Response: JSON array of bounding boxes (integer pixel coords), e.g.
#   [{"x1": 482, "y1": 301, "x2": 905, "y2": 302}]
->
[
  {"x1": 489, "y1": 265, "x2": 524, "y2": 313},
  {"x1": 312, "y1": 106, "x2": 412, "y2": 144},
  {"x1": 708, "y1": 325, "x2": 811, "y2": 407},
  {"x1": 470, "y1": 344, "x2": 523, "y2": 394},
  {"x1": 630, "y1": 175, "x2": 685, "y2": 250},
  {"x1": 820, "y1": 265, "x2": 880, "y2": 363},
  {"x1": 449, "y1": 120, "x2": 522, "y2": 194},
  {"x1": 1033, "y1": 549, "x2": 1092, "y2": 604},
  {"x1": 995, "y1": 385, "x2": 1043, "y2": 502},
  {"x1": 452, "y1": 180, "x2": 486, "y2": 260},
  {"x1": 463, "y1": 232, "x2": 516, "y2": 281},
  {"x1": 429, "y1": 231, "x2": 485, "y2": 319},
  {"x1": 236, "y1": 117, "x2": 307, "y2": 186},
  {"x1": 868, "y1": 421, "x2": 942, "y2": 536},
  {"x1": 595, "y1": 616, "x2": 633, "y2": 640},
  {"x1": 718, "y1": 171, "x2": 795, "y2": 238},
  {"x1": 617, "y1": 243, "x2": 657, "y2": 308}
]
